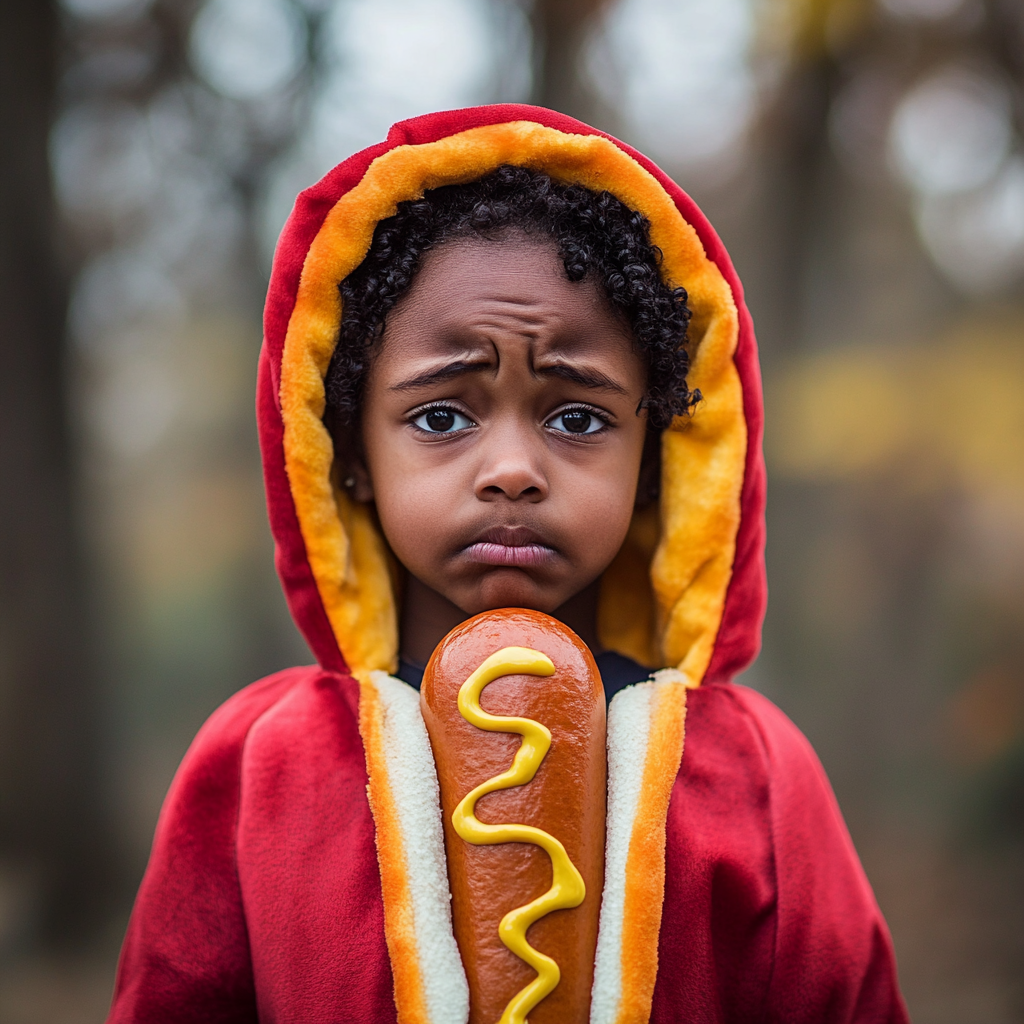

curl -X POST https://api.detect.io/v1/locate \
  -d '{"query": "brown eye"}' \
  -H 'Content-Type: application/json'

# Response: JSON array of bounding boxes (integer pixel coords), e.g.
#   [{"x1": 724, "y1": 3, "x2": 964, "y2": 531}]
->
[
  {"x1": 412, "y1": 406, "x2": 474, "y2": 433},
  {"x1": 427, "y1": 409, "x2": 455, "y2": 431},
  {"x1": 562, "y1": 410, "x2": 592, "y2": 433},
  {"x1": 547, "y1": 408, "x2": 606, "y2": 435}
]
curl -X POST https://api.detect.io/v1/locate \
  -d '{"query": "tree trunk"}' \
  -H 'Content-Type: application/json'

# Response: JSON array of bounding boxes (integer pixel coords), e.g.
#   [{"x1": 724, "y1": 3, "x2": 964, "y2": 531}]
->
[
  {"x1": 0, "y1": 0, "x2": 109, "y2": 941},
  {"x1": 530, "y1": 0, "x2": 612, "y2": 120}
]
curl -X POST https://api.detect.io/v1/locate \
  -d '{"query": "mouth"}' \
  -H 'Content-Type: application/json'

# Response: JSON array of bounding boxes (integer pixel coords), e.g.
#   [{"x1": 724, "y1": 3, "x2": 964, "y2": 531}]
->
[{"x1": 461, "y1": 526, "x2": 558, "y2": 569}]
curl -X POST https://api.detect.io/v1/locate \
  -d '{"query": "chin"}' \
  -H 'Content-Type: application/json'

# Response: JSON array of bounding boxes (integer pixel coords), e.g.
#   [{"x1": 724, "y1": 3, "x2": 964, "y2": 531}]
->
[{"x1": 466, "y1": 571, "x2": 562, "y2": 615}]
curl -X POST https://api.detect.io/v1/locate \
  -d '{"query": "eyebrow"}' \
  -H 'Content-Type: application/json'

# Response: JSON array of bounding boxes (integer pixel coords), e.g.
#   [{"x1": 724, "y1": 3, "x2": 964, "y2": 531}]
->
[
  {"x1": 539, "y1": 362, "x2": 629, "y2": 395},
  {"x1": 390, "y1": 360, "x2": 492, "y2": 392},
  {"x1": 390, "y1": 359, "x2": 629, "y2": 395}
]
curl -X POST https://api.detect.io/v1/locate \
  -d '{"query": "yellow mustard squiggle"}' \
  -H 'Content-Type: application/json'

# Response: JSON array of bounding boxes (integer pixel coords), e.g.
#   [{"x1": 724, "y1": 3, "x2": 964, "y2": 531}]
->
[{"x1": 452, "y1": 647, "x2": 587, "y2": 1024}]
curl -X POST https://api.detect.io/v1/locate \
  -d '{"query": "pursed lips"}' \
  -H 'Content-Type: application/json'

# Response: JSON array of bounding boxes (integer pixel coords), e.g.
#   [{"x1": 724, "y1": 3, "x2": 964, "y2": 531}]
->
[{"x1": 461, "y1": 526, "x2": 557, "y2": 568}]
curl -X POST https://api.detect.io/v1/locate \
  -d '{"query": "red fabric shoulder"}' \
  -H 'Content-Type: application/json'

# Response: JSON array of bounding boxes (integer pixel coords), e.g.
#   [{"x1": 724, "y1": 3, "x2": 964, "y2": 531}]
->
[
  {"x1": 108, "y1": 667, "x2": 396, "y2": 1024},
  {"x1": 729, "y1": 686, "x2": 909, "y2": 1023},
  {"x1": 107, "y1": 667, "x2": 318, "y2": 1024},
  {"x1": 235, "y1": 670, "x2": 395, "y2": 1019},
  {"x1": 653, "y1": 684, "x2": 909, "y2": 1024}
]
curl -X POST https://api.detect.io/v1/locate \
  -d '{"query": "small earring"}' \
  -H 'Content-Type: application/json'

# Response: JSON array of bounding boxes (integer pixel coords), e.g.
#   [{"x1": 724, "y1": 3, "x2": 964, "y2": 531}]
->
[{"x1": 344, "y1": 476, "x2": 356, "y2": 488}]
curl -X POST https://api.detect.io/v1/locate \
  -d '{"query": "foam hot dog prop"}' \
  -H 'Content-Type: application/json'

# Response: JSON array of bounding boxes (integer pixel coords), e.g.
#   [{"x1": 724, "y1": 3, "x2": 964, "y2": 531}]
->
[{"x1": 420, "y1": 609, "x2": 606, "y2": 1024}]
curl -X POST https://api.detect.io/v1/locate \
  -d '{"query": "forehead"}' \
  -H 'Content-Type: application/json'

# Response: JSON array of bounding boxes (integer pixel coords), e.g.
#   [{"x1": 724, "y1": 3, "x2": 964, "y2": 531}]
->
[{"x1": 377, "y1": 233, "x2": 638, "y2": 367}]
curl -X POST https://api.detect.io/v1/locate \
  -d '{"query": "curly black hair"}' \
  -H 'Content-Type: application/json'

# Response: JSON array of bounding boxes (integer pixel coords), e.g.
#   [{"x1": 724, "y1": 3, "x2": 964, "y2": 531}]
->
[{"x1": 323, "y1": 165, "x2": 699, "y2": 432}]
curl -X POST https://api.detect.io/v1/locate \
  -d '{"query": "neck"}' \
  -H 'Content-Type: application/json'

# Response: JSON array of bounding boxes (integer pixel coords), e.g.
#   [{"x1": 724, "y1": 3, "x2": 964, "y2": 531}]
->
[{"x1": 398, "y1": 576, "x2": 603, "y2": 666}]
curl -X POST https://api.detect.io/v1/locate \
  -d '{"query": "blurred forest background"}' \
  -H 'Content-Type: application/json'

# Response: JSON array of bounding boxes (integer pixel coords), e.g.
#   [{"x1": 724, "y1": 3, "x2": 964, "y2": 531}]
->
[{"x1": 1, "y1": 0, "x2": 1023, "y2": 1019}]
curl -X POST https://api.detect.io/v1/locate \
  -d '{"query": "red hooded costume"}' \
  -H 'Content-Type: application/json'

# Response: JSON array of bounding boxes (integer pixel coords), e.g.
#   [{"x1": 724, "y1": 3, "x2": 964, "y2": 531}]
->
[{"x1": 107, "y1": 106, "x2": 909, "y2": 1024}]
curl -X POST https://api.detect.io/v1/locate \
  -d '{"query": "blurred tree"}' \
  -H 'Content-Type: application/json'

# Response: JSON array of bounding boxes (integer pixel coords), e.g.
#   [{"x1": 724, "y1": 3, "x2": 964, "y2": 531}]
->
[
  {"x1": 0, "y1": 0, "x2": 111, "y2": 941},
  {"x1": 733, "y1": 0, "x2": 1024, "y2": 1011},
  {"x1": 531, "y1": 0, "x2": 611, "y2": 118}
]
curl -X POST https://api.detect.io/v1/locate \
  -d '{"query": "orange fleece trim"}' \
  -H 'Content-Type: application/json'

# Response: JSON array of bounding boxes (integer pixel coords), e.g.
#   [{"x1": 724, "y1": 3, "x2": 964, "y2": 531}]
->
[
  {"x1": 280, "y1": 120, "x2": 745, "y2": 680},
  {"x1": 358, "y1": 678, "x2": 430, "y2": 1024},
  {"x1": 617, "y1": 682, "x2": 688, "y2": 1023}
]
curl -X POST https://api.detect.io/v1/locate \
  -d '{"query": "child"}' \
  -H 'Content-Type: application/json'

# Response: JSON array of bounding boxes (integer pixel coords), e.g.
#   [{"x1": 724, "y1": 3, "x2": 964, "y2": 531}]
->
[{"x1": 107, "y1": 106, "x2": 908, "y2": 1023}]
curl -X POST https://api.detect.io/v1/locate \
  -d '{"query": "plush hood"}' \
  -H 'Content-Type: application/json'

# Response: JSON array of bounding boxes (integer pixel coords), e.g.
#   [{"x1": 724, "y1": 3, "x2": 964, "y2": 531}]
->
[{"x1": 258, "y1": 104, "x2": 766, "y2": 685}]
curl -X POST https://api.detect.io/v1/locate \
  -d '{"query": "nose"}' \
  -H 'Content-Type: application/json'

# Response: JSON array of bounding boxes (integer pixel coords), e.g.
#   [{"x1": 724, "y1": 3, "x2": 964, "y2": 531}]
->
[{"x1": 474, "y1": 424, "x2": 548, "y2": 503}]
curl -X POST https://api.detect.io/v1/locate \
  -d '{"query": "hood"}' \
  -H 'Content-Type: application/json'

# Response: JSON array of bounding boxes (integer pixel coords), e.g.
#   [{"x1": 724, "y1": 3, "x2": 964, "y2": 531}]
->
[{"x1": 258, "y1": 104, "x2": 766, "y2": 685}]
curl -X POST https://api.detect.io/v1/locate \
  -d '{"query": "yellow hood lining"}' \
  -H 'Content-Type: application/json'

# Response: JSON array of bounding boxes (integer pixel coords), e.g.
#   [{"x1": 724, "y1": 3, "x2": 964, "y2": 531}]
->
[{"x1": 279, "y1": 121, "x2": 745, "y2": 681}]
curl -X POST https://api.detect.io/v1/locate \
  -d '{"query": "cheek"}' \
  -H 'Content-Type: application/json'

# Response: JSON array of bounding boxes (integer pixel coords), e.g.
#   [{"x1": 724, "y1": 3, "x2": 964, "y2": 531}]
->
[
  {"x1": 554, "y1": 440, "x2": 643, "y2": 559},
  {"x1": 369, "y1": 451, "x2": 466, "y2": 566}
]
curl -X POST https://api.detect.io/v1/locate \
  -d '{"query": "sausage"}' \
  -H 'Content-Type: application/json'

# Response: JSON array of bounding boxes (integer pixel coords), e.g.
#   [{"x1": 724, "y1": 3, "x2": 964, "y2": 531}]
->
[{"x1": 420, "y1": 608, "x2": 607, "y2": 1024}]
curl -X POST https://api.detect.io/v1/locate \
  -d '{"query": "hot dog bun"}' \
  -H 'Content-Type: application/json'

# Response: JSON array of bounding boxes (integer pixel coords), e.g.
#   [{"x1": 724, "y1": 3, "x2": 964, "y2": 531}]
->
[{"x1": 420, "y1": 608, "x2": 606, "y2": 1024}]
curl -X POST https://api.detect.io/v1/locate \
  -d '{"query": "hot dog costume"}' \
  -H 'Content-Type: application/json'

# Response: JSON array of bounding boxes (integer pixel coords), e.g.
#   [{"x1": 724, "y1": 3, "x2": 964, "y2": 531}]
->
[{"x1": 108, "y1": 106, "x2": 909, "y2": 1024}]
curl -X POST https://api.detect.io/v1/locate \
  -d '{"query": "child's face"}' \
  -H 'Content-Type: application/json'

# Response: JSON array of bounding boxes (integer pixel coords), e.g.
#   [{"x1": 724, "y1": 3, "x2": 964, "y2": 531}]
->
[{"x1": 355, "y1": 233, "x2": 649, "y2": 619}]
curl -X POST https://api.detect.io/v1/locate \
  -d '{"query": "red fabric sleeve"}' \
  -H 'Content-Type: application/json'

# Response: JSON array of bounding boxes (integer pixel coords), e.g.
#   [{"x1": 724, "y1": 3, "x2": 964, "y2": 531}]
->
[
  {"x1": 653, "y1": 684, "x2": 908, "y2": 1024},
  {"x1": 744, "y1": 687, "x2": 908, "y2": 1023},
  {"x1": 106, "y1": 669, "x2": 305, "y2": 1024}
]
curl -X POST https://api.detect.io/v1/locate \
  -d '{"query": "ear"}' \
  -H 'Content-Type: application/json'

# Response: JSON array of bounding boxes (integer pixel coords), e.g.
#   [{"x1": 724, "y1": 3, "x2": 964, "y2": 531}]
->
[
  {"x1": 635, "y1": 423, "x2": 661, "y2": 509},
  {"x1": 348, "y1": 458, "x2": 375, "y2": 503},
  {"x1": 326, "y1": 412, "x2": 375, "y2": 503}
]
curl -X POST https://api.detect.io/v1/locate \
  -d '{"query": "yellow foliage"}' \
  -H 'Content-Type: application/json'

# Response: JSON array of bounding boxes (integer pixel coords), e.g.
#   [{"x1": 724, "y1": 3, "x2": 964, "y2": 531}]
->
[{"x1": 767, "y1": 315, "x2": 1024, "y2": 499}]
